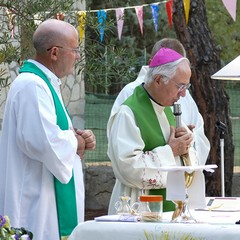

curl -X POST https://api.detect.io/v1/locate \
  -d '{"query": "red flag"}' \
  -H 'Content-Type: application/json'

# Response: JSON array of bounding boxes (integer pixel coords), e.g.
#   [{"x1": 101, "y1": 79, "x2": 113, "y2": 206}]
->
[{"x1": 166, "y1": 0, "x2": 173, "y2": 28}]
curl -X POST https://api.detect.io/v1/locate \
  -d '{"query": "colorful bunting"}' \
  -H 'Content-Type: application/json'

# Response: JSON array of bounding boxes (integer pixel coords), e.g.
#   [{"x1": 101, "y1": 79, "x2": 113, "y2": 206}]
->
[
  {"x1": 166, "y1": 0, "x2": 173, "y2": 28},
  {"x1": 77, "y1": 11, "x2": 86, "y2": 42},
  {"x1": 4, "y1": 1, "x2": 233, "y2": 43},
  {"x1": 97, "y1": 10, "x2": 107, "y2": 43},
  {"x1": 183, "y1": 0, "x2": 190, "y2": 24},
  {"x1": 222, "y1": 0, "x2": 237, "y2": 21},
  {"x1": 150, "y1": 4, "x2": 159, "y2": 32},
  {"x1": 135, "y1": 6, "x2": 144, "y2": 36}
]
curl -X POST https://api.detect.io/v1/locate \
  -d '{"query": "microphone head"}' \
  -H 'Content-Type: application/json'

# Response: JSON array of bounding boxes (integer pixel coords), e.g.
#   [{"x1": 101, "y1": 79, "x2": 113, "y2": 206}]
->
[{"x1": 173, "y1": 103, "x2": 182, "y2": 116}]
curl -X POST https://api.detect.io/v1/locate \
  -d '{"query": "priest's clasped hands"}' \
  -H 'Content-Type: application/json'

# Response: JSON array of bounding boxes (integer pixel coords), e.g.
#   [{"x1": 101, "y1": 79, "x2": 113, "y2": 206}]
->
[{"x1": 74, "y1": 129, "x2": 96, "y2": 160}]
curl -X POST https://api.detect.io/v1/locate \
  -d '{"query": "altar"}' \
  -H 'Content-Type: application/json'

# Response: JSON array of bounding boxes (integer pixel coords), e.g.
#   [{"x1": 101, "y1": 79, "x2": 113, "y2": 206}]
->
[{"x1": 69, "y1": 201, "x2": 240, "y2": 240}]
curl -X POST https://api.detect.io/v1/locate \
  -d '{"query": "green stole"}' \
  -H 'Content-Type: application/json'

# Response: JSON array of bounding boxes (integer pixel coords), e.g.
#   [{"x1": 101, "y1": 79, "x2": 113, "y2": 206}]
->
[
  {"x1": 124, "y1": 85, "x2": 176, "y2": 212},
  {"x1": 19, "y1": 60, "x2": 78, "y2": 238}
]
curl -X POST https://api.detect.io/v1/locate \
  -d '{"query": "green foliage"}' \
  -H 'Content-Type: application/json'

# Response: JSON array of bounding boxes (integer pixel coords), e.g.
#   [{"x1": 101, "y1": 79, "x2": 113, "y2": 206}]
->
[
  {"x1": 0, "y1": 0, "x2": 76, "y2": 89},
  {"x1": 85, "y1": 0, "x2": 176, "y2": 95},
  {"x1": 205, "y1": 1, "x2": 240, "y2": 64},
  {"x1": 1, "y1": 0, "x2": 240, "y2": 92},
  {"x1": 84, "y1": 41, "x2": 139, "y2": 94},
  {"x1": 0, "y1": 215, "x2": 33, "y2": 239},
  {"x1": 83, "y1": 0, "x2": 240, "y2": 94},
  {"x1": 0, "y1": 43, "x2": 19, "y2": 64},
  {"x1": 83, "y1": 9, "x2": 140, "y2": 95},
  {"x1": 0, "y1": 68, "x2": 9, "y2": 88}
]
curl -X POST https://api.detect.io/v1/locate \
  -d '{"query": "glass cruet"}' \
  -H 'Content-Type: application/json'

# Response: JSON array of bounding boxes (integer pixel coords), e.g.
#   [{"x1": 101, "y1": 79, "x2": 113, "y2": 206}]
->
[{"x1": 115, "y1": 196, "x2": 132, "y2": 215}]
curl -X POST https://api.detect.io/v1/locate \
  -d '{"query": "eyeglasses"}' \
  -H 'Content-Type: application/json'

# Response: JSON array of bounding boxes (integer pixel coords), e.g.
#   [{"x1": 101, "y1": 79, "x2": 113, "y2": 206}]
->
[
  {"x1": 47, "y1": 46, "x2": 80, "y2": 55},
  {"x1": 171, "y1": 78, "x2": 191, "y2": 92}
]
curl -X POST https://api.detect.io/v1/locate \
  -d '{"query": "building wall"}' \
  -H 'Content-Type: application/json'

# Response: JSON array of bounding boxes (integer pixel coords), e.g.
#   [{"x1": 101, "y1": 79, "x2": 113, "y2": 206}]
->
[
  {"x1": 0, "y1": 62, "x2": 85, "y2": 136},
  {"x1": 0, "y1": 0, "x2": 86, "y2": 135}
]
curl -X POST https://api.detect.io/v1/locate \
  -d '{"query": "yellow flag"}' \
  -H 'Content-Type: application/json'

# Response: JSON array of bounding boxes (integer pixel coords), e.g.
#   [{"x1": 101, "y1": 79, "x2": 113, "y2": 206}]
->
[
  {"x1": 183, "y1": 0, "x2": 190, "y2": 24},
  {"x1": 77, "y1": 11, "x2": 86, "y2": 42}
]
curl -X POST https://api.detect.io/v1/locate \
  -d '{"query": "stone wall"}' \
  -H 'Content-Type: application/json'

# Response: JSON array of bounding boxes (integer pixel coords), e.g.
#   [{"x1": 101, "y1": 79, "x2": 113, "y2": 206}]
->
[
  {"x1": 0, "y1": 62, "x2": 85, "y2": 135},
  {"x1": 84, "y1": 163, "x2": 115, "y2": 220},
  {"x1": 0, "y1": 0, "x2": 86, "y2": 135}
]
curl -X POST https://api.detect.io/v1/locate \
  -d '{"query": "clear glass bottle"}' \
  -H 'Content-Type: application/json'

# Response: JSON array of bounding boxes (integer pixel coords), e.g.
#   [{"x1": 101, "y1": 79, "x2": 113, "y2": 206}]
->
[{"x1": 115, "y1": 196, "x2": 132, "y2": 215}]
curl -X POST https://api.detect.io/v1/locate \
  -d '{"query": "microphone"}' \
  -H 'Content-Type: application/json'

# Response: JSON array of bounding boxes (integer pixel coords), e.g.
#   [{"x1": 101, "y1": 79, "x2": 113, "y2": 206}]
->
[
  {"x1": 173, "y1": 103, "x2": 192, "y2": 169},
  {"x1": 173, "y1": 103, "x2": 182, "y2": 128}
]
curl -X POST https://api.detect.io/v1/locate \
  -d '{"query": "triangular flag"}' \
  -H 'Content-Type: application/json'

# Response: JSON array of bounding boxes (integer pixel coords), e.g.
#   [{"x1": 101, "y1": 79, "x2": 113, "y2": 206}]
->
[
  {"x1": 183, "y1": 0, "x2": 190, "y2": 24},
  {"x1": 135, "y1": 6, "x2": 143, "y2": 36},
  {"x1": 116, "y1": 8, "x2": 124, "y2": 40},
  {"x1": 77, "y1": 11, "x2": 86, "y2": 42},
  {"x1": 222, "y1": 0, "x2": 237, "y2": 21},
  {"x1": 150, "y1": 4, "x2": 159, "y2": 32},
  {"x1": 166, "y1": 0, "x2": 173, "y2": 28},
  {"x1": 98, "y1": 10, "x2": 107, "y2": 43}
]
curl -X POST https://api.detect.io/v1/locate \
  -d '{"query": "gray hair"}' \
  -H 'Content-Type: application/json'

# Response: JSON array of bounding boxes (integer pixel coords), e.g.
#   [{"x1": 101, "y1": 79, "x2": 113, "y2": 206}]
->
[
  {"x1": 151, "y1": 38, "x2": 186, "y2": 58},
  {"x1": 145, "y1": 57, "x2": 190, "y2": 86},
  {"x1": 33, "y1": 31, "x2": 63, "y2": 53}
]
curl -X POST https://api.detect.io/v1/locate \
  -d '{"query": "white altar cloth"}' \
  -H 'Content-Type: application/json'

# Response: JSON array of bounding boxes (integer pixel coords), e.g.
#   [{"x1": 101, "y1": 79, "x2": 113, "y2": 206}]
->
[{"x1": 69, "y1": 209, "x2": 240, "y2": 240}]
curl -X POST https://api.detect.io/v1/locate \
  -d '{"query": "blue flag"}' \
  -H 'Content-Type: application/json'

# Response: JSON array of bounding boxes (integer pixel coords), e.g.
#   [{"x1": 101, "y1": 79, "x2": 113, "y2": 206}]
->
[
  {"x1": 98, "y1": 10, "x2": 107, "y2": 43},
  {"x1": 150, "y1": 4, "x2": 159, "y2": 32}
]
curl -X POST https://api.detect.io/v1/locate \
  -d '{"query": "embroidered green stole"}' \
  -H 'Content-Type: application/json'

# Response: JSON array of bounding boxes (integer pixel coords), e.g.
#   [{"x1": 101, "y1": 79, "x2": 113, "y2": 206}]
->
[
  {"x1": 124, "y1": 85, "x2": 176, "y2": 212},
  {"x1": 19, "y1": 61, "x2": 78, "y2": 238}
]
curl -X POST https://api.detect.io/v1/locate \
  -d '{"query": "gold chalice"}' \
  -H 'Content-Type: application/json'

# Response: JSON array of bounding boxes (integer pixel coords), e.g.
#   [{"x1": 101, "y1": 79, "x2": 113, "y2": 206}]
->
[
  {"x1": 171, "y1": 103, "x2": 197, "y2": 223},
  {"x1": 171, "y1": 154, "x2": 197, "y2": 223}
]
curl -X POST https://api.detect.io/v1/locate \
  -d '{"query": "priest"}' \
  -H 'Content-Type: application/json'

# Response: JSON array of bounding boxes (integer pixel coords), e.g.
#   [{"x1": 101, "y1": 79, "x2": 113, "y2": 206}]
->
[
  {"x1": 0, "y1": 19, "x2": 96, "y2": 240},
  {"x1": 108, "y1": 48, "x2": 206, "y2": 214}
]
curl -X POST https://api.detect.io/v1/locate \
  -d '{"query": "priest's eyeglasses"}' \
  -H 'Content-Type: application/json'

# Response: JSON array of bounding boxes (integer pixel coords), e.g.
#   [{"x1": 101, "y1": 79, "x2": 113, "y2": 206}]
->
[
  {"x1": 47, "y1": 46, "x2": 80, "y2": 55},
  {"x1": 171, "y1": 79, "x2": 191, "y2": 92}
]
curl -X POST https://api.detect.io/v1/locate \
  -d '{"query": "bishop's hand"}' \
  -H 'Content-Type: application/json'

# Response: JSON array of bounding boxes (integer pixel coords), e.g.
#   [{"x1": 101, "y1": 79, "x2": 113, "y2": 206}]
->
[{"x1": 167, "y1": 126, "x2": 192, "y2": 156}]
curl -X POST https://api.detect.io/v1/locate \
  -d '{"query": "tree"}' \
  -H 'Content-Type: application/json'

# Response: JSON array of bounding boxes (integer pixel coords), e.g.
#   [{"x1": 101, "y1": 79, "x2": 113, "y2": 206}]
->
[
  {"x1": 0, "y1": 0, "x2": 76, "y2": 88},
  {"x1": 205, "y1": 0, "x2": 240, "y2": 64},
  {"x1": 0, "y1": 1, "x2": 236, "y2": 197},
  {"x1": 83, "y1": 14, "x2": 140, "y2": 95},
  {"x1": 173, "y1": 0, "x2": 234, "y2": 196},
  {"x1": 84, "y1": 0, "x2": 173, "y2": 95}
]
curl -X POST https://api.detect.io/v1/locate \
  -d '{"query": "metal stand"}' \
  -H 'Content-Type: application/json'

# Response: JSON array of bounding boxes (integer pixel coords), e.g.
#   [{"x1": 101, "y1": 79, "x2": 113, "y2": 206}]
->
[
  {"x1": 220, "y1": 138, "x2": 225, "y2": 197},
  {"x1": 216, "y1": 121, "x2": 226, "y2": 197}
]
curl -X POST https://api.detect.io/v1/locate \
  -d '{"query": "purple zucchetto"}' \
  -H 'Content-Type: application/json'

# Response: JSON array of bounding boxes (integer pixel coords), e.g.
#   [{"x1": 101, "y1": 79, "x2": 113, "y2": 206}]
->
[{"x1": 149, "y1": 47, "x2": 183, "y2": 68}]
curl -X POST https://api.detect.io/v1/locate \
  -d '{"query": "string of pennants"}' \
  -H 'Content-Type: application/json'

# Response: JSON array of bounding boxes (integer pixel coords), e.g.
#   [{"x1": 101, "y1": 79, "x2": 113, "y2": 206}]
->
[
  {"x1": 77, "y1": 0, "x2": 238, "y2": 43},
  {"x1": 4, "y1": 0, "x2": 237, "y2": 41},
  {"x1": 77, "y1": 0, "x2": 173, "y2": 43}
]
